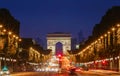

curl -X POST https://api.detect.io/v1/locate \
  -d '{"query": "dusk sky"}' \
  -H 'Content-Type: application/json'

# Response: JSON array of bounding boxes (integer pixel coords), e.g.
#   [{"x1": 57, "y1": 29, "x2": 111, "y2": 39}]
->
[{"x1": 0, "y1": 0, "x2": 120, "y2": 41}]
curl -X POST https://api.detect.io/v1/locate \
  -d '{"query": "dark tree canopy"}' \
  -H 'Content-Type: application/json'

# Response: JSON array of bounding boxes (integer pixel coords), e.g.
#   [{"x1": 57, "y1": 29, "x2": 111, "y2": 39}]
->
[
  {"x1": 0, "y1": 8, "x2": 20, "y2": 35},
  {"x1": 77, "y1": 6, "x2": 120, "y2": 56},
  {"x1": 92, "y1": 6, "x2": 120, "y2": 37}
]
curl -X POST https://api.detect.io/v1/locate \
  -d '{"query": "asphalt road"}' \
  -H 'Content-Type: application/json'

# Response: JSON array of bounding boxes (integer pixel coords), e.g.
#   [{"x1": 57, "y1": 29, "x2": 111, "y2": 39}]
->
[{"x1": 10, "y1": 70, "x2": 120, "y2": 76}]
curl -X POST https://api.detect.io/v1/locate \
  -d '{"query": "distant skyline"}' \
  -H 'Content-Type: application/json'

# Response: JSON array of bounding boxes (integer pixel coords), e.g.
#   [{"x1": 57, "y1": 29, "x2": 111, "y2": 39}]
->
[{"x1": 0, "y1": 0, "x2": 120, "y2": 41}]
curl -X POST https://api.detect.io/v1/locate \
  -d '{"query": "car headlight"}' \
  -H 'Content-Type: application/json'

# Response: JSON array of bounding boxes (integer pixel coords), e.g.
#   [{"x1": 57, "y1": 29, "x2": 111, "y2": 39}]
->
[
  {"x1": 6, "y1": 71, "x2": 10, "y2": 74},
  {"x1": 0, "y1": 71, "x2": 3, "y2": 74}
]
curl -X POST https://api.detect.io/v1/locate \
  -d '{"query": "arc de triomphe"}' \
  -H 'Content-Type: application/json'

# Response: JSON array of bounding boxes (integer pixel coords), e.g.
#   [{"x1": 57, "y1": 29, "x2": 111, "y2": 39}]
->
[{"x1": 46, "y1": 32, "x2": 71, "y2": 55}]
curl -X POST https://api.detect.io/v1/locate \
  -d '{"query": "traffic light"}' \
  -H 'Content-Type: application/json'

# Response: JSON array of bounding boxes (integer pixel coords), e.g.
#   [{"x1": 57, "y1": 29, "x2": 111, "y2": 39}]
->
[
  {"x1": 57, "y1": 54, "x2": 62, "y2": 69},
  {"x1": 58, "y1": 54, "x2": 62, "y2": 58},
  {"x1": 57, "y1": 54, "x2": 62, "y2": 62}
]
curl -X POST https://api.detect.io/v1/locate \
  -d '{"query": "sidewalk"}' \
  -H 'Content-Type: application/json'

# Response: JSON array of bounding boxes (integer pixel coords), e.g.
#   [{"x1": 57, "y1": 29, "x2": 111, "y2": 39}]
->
[{"x1": 89, "y1": 69, "x2": 120, "y2": 75}]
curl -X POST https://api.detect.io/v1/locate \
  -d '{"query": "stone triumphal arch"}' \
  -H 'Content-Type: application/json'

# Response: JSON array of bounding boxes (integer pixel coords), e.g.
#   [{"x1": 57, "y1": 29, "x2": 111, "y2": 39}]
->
[{"x1": 46, "y1": 32, "x2": 71, "y2": 55}]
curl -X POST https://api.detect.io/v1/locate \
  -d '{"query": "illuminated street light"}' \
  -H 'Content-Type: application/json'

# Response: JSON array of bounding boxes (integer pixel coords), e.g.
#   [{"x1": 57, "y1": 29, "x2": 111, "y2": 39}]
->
[
  {"x1": 3, "y1": 29, "x2": 6, "y2": 32},
  {"x1": 107, "y1": 31, "x2": 110, "y2": 34},
  {"x1": 100, "y1": 36, "x2": 103, "y2": 39},
  {"x1": 117, "y1": 24, "x2": 120, "y2": 27},
  {"x1": 112, "y1": 27, "x2": 115, "y2": 31},
  {"x1": 8, "y1": 31, "x2": 12, "y2": 35},
  {"x1": 19, "y1": 39, "x2": 22, "y2": 42},
  {"x1": 76, "y1": 44, "x2": 79, "y2": 49},
  {"x1": 13, "y1": 35, "x2": 16, "y2": 38},
  {"x1": 0, "y1": 25, "x2": 3, "y2": 28},
  {"x1": 104, "y1": 34, "x2": 107, "y2": 37},
  {"x1": 15, "y1": 36, "x2": 19, "y2": 40},
  {"x1": 98, "y1": 38, "x2": 101, "y2": 41}
]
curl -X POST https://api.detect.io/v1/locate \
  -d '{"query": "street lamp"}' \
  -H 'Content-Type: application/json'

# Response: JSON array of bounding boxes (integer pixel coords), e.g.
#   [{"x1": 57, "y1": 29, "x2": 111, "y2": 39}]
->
[
  {"x1": 76, "y1": 44, "x2": 79, "y2": 49},
  {"x1": 57, "y1": 54, "x2": 62, "y2": 73}
]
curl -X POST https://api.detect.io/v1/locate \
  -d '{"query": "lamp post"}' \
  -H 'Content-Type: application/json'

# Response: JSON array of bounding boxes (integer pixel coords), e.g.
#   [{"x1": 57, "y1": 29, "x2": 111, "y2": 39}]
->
[
  {"x1": 0, "y1": 25, "x2": 4, "y2": 71},
  {"x1": 0, "y1": 53, "x2": 5, "y2": 71},
  {"x1": 57, "y1": 54, "x2": 62, "y2": 73}
]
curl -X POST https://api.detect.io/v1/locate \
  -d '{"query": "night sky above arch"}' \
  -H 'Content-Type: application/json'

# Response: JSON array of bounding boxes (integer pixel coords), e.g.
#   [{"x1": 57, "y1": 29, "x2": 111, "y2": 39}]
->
[{"x1": 0, "y1": 0, "x2": 120, "y2": 41}]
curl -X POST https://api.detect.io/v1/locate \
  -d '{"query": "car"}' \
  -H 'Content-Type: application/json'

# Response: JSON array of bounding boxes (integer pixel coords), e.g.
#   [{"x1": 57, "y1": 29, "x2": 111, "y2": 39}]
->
[
  {"x1": 69, "y1": 68, "x2": 77, "y2": 76},
  {"x1": 75, "y1": 67, "x2": 83, "y2": 72},
  {"x1": 0, "y1": 66, "x2": 10, "y2": 76}
]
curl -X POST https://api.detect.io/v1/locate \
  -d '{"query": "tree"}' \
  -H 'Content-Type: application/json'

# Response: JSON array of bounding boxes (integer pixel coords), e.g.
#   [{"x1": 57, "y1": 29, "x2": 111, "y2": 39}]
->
[{"x1": 0, "y1": 8, "x2": 20, "y2": 55}]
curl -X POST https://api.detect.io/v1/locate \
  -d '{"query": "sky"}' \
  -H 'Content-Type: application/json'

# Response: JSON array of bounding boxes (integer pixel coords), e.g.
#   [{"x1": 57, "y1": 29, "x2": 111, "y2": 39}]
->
[{"x1": 0, "y1": 0, "x2": 120, "y2": 41}]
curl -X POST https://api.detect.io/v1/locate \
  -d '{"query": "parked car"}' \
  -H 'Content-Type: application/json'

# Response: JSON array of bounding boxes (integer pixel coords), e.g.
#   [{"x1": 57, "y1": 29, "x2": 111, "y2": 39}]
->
[
  {"x1": 0, "y1": 66, "x2": 10, "y2": 76},
  {"x1": 69, "y1": 68, "x2": 77, "y2": 76}
]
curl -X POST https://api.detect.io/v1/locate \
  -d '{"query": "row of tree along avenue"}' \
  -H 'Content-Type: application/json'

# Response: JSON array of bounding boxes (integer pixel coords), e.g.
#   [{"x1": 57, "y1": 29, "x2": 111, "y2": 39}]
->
[
  {"x1": 0, "y1": 8, "x2": 51, "y2": 72},
  {"x1": 73, "y1": 6, "x2": 120, "y2": 72},
  {"x1": 0, "y1": 8, "x2": 21, "y2": 72}
]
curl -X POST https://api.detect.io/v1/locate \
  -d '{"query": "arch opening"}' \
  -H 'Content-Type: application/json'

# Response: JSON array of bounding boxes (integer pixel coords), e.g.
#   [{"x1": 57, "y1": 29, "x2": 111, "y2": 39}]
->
[{"x1": 55, "y1": 42, "x2": 63, "y2": 56}]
